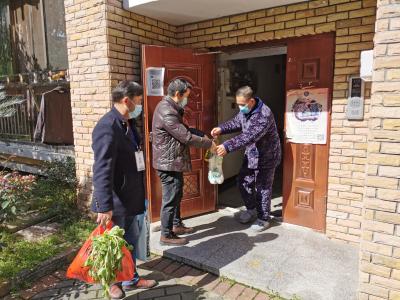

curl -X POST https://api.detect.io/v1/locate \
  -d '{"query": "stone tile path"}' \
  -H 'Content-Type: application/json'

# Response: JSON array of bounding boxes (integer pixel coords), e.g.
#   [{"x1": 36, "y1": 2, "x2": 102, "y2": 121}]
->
[
  {"x1": 150, "y1": 209, "x2": 358, "y2": 300},
  {"x1": 5, "y1": 256, "x2": 277, "y2": 300}
]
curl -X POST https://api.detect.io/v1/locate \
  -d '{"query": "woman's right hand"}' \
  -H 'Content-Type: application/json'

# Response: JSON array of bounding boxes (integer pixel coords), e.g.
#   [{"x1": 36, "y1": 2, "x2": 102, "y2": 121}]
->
[{"x1": 211, "y1": 127, "x2": 222, "y2": 138}]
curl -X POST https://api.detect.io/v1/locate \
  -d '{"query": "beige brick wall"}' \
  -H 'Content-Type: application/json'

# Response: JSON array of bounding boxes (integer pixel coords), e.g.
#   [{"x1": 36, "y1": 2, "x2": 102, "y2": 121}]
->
[
  {"x1": 64, "y1": 1, "x2": 400, "y2": 297},
  {"x1": 177, "y1": 0, "x2": 377, "y2": 244},
  {"x1": 359, "y1": 1, "x2": 400, "y2": 299},
  {"x1": 105, "y1": 0, "x2": 177, "y2": 83},
  {"x1": 64, "y1": 0, "x2": 110, "y2": 205},
  {"x1": 66, "y1": 0, "x2": 379, "y2": 244},
  {"x1": 64, "y1": 0, "x2": 176, "y2": 208}
]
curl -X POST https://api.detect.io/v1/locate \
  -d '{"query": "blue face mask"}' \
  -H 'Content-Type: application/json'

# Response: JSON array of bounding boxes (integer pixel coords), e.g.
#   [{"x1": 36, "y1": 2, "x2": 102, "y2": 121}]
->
[
  {"x1": 129, "y1": 104, "x2": 142, "y2": 119},
  {"x1": 239, "y1": 104, "x2": 250, "y2": 114},
  {"x1": 179, "y1": 97, "x2": 188, "y2": 108}
]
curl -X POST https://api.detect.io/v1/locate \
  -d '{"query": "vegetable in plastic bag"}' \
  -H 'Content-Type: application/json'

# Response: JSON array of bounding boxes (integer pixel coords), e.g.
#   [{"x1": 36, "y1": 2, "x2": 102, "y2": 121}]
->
[{"x1": 208, "y1": 154, "x2": 224, "y2": 184}]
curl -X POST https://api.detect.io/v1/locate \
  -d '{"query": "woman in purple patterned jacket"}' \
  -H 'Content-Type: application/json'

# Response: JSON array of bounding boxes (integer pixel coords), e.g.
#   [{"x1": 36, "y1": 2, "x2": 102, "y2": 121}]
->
[{"x1": 211, "y1": 86, "x2": 281, "y2": 232}]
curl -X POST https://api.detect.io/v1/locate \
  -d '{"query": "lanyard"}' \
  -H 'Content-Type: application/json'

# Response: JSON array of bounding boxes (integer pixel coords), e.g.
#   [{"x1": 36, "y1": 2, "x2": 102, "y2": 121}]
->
[{"x1": 124, "y1": 121, "x2": 140, "y2": 151}]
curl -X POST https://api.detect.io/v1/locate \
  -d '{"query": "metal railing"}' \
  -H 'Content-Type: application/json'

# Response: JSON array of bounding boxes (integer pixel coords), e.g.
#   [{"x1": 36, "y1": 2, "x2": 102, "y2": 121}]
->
[
  {"x1": 0, "y1": 98, "x2": 34, "y2": 141},
  {"x1": 0, "y1": 72, "x2": 70, "y2": 142}
]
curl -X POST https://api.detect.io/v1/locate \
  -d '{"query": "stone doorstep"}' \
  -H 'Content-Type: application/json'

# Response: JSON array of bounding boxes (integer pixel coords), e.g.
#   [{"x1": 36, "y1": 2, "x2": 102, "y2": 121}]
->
[{"x1": 0, "y1": 247, "x2": 79, "y2": 298}]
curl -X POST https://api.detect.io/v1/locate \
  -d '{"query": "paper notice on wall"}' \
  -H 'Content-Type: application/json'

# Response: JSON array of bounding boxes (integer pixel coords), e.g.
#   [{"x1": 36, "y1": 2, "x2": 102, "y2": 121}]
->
[
  {"x1": 285, "y1": 88, "x2": 329, "y2": 144},
  {"x1": 146, "y1": 67, "x2": 165, "y2": 96}
]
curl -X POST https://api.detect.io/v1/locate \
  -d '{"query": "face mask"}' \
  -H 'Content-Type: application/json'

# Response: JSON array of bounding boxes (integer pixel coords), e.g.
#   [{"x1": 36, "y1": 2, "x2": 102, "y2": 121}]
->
[
  {"x1": 129, "y1": 104, "x2": 142, "y2": 119},
  {"x1": 239, "y1": 104, "x2": 250, "y2": 114},
  {"x1": 179, "y1": 97, "x2": 188, "y2": 108}
]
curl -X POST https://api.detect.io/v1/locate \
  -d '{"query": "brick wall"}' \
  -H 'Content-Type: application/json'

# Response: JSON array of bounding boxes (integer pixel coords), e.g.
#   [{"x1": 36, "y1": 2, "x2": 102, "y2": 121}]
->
[
  {"x1": 64, "y1": 0, "x2": 110, "y2": 205},
  {"x1": 65, "y1": 0, "x2": 379, "y2": 244},
  {"x1": 64, "y1": 0, "x2": 176, "y2": 208},
  {"x1": 105, "y1": 0, "x2": 177, "y2": 83},
  {"x1": 177, "y1": 0, "x2": 377, "y2": 244},
  {"x1": 359, "y1": 1, "x2": 400, "y2": 299}
]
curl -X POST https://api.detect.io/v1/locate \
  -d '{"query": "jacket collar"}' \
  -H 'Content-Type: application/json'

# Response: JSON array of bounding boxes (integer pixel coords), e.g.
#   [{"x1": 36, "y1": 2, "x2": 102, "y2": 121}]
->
[
  {"x1": 243, "y1": 97, "x2": 263, "y2": 119},
  {"x1": 165, "y1": 96, "x2": 184, "y2": 114},
  {"x1": 111, "y1": 106, "x2": 140, "y2": 145},
  {"x1": 252, "y1": 97, "x2": 263, "y2": 114},
  {"x1": 111, "y1": 106, "x2": 128, "y2": 123},
  {"x1": 111, "y1": 106, "x2": 134, "y2": 132}
]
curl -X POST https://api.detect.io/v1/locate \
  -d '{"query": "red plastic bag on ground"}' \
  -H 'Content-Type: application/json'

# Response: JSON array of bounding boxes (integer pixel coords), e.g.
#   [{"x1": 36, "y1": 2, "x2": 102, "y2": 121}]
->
[{"x1": 66, "y1": 222, "x2": 134, "y2": 283}]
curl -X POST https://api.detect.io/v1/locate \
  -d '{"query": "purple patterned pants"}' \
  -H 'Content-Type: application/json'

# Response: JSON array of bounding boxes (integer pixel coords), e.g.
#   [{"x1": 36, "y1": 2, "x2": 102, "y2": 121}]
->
[{"x1": 237, "y1": 166, "x2": 276, "y2": 221}]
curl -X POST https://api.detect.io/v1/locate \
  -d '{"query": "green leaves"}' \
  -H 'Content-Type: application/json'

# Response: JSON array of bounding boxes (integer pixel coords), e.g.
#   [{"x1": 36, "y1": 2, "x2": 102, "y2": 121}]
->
[
  {"x1": 41, "y1": 157, "x2": 78, "y2": 189},
  {"x1": 0, "y1": 171, "x2": 36, "y2": 222},
  {"x1": 0, "y1": 233, "x2": 64, "y2": 280},
  {"x1": 1, "y1": 200, "x2": 9, "y2": 209},
  {"x1": 84, "y1": 226, "x2": 131, "y2": 298},
  {"x1": 0, "y1": 216, "x2": 94, "y2": 282}
]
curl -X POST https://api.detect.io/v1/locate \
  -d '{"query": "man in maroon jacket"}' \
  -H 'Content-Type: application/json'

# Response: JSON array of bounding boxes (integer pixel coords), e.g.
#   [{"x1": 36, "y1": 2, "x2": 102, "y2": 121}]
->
[{"x1": 152, "y1": 79, "x2": 215, "y2": 246}]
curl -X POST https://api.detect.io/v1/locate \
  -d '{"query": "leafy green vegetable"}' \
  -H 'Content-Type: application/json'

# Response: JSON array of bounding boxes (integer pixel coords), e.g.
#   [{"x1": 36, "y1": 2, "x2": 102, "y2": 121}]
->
[{"x1": 84, "y1": 226, "x2": 132, "y2": 298}]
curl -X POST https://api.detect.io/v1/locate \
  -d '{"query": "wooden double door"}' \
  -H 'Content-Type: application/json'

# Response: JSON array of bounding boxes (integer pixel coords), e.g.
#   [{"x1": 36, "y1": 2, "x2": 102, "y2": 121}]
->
[{"x1": 142, "y1": 33, "x2": 334, "y2": 231}]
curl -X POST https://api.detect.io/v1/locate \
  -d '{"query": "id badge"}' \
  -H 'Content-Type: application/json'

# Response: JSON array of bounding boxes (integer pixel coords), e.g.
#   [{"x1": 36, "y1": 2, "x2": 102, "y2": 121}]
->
[{"x1": 135, "y1": 151, "x2": 145, "y2": 171}]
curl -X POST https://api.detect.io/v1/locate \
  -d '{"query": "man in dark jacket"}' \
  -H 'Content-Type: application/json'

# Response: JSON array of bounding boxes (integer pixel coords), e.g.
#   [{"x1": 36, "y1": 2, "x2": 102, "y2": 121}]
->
[
  {"x1": 152, "y1": 79, "x2": 215, "y2": 246},
  {"x1": 211, "y1": 86, "x2": 281, "y2": 232},
  {"x1": 91, "y1": 81, "x2": 157, "y2": 299}
]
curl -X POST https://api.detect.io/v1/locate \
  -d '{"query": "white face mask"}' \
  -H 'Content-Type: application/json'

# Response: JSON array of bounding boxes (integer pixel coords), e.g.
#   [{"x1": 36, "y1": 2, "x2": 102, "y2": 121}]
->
[{"x1": 179, "y1": 97, "x2": 188, "y2": 108}]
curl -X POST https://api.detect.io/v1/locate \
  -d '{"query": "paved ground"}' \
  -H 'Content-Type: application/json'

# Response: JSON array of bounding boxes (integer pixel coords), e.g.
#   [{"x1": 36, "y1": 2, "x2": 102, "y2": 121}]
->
[
  {"x1": 5, "y1": 257, "x2": 276, "y2": 300},
  {"x1": 150, "y1": 208, "x2": 359, "y2": 300},
  {"x1": 5, "y1": 207, "x2": 358, "y2": 300}
]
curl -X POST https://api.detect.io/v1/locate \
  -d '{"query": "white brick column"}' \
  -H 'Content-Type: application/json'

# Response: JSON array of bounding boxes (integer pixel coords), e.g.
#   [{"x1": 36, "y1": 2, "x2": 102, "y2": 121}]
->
[{"x1": 359, "y1": 1, "x2": 400, "y2": 299}]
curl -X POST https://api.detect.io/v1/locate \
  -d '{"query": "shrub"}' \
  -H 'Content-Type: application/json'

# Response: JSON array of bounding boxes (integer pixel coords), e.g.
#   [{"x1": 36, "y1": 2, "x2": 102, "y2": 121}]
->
[
  {"x1": 0, "y1": 172, "x2": 36, "y2": 222},
  {"x1": 41, "y1": 157, "x2": 77, "y2": 189}
]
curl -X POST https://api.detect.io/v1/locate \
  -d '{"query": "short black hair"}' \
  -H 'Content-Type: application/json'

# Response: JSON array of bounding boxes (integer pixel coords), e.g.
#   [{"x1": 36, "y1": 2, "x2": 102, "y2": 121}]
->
[
  {"x1": 112, "y1": 81, "x2": 143, "y2": 102},
  {"x1": 236, "y1": 86, "x2": 253, "y2": 100},
  {"x1": 167, "y1": 78, "x2": 192, "y2": 97}
]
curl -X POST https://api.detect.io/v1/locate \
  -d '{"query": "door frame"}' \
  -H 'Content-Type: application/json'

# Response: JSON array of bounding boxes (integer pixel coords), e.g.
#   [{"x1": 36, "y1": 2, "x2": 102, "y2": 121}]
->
[
  {"x1": 212, "y1": 32, "x2": 335, "y2": 231},
  {"x1": 141, "y1": 46, "x2": 154, "y2": 220}
]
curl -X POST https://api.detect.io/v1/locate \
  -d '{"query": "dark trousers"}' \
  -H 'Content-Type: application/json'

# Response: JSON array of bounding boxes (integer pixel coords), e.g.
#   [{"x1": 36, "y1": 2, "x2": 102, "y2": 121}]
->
[
  {"x1": 112, "y1": 215, "x2": 140, "y2": 285},
  {"x1": 237, "y1": 166, "x2": 276, "y2": 221},
  {"x1": 157, "y1": 170, "x2": 183, "y2": 237}
]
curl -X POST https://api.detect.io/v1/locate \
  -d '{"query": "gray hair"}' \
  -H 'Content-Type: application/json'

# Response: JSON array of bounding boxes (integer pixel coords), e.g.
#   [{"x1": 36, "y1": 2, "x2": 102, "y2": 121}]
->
[
  {"x1": 167, "y1": 78, "x2": 192, "y2": 97},
  {"x1": 236, "y1": 86, "x2": 253, "y2": 100}
]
